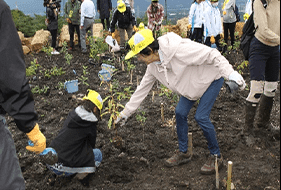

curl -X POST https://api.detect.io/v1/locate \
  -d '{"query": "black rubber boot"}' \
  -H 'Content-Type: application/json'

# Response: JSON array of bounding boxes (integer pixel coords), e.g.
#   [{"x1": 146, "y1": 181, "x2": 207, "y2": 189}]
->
[
  {"x1": 256, "y1": 95, "x2": 280, "y2": 139},
  {"x1": 244, "y1": 101, "x2": 258, "y2": 134}
]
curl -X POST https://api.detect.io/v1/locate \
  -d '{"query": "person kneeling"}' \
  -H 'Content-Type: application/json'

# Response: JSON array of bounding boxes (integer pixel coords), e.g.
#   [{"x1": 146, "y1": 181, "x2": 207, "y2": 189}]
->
[{"x1": 44, "y1": 89, "x2": 103, "y2": 183}]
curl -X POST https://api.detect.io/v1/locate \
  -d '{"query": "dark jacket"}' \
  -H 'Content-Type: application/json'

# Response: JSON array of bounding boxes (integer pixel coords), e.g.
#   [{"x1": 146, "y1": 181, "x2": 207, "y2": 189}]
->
[
  {"x1": 46, "y1": 6, "x2": 58, "y2": 31},
  {"x1": 110, "y1": 7, "x2": 136, "y2": 33},
  {"x1": 50, "y1": 109, "x2": 97, "y2": 167},
  {"x1": 0, "y1": 0, "x2": 38, "y2": 133},
  {"x1": 97, "y1": 0, "x2": 112, "y2": 20},
  {"x1": 65, "y1": 0, "x2": 81, "y2": 25}
]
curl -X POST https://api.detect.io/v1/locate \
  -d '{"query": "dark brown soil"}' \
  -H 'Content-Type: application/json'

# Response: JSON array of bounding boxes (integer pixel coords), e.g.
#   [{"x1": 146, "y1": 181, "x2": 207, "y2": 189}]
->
[{"x1": 8, "y1": 45, "x2": 280, "y2": 190}]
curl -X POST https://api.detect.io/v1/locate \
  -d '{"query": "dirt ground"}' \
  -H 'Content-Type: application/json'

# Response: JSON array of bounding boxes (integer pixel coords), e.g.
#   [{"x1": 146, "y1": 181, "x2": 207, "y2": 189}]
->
[{"x1": 7, "y1": 42, "x2": 280, "y2": 190}]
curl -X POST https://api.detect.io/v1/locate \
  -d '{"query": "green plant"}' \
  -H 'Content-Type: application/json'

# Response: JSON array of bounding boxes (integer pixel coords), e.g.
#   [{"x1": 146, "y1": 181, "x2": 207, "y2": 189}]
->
[
  {"x1": 60, "y1": 41, "x2": 68, "y2": 54},
  {"x1": 42, "y1": 45, "x2": 53, "y2": 58},
  {"x1": 31, "y1": 85, "x2": 50, "y2": 94},
  {"x1": 237, "y1": 60, "x2": 249, "y2": 74},
  {"x1": 50, "y1": 66, "x2": 66, "y2": 76},
  {"x1": 65, "y1": 53, "x2": 73, "y2": 65},
  {"x1": 79, "y1": 75, "x2": 89, "y2": 86},
  {"x1": 136, "y1": 111, "x2": 147, "y2": 126},
  {"x1": 26, "y1": 58, "x2": 40, "y2": 77},
  {"x1": 88, "y1": 35, "x2": 108, "y2": 62},
  {"x1": 56, "y1": 81, "x2": 65, "y2": 90}
]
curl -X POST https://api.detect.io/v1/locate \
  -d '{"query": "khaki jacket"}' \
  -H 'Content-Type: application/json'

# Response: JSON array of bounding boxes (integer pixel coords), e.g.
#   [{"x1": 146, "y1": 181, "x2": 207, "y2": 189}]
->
[
  {"x1": 123, "y1": 32, "x2": 234, "y2": 117},
  {"x1": 254, "y1": 0, "x2": 280, "y2": 46}
]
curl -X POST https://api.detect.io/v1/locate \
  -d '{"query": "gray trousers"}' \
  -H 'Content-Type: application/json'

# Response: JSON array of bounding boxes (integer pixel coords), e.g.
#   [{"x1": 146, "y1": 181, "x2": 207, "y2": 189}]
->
[
  {"x1": 0, "y1": 115, "x2": 25, "y2": 189},
  {"x1": 80, "y1": 18, "x2": 94, "y2": 51},
  {"x1": 118, "y1": 24, "x2": 134, "y2": 48}
]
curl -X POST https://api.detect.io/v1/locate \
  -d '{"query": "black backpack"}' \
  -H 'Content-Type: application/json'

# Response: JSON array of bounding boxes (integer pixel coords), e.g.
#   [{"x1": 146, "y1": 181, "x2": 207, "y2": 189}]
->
[
  {"x1": 233, "y1": 5, "x2": 241, "y2": 22},
  {"x1": 240, "y1": 0, "x2": 267, "y2": 60}
]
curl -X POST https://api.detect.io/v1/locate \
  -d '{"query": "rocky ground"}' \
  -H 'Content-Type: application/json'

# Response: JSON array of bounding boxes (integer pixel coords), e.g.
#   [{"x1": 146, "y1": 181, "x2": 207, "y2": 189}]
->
[{"x1": 7, "y1": 42, "x2": 280, "y2": 190}]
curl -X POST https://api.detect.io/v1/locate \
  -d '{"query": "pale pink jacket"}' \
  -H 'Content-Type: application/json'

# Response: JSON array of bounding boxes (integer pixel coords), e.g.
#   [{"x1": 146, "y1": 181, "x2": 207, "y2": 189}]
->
[{"x1": 123, "y1": 32, "x2": 234, "y2": 117}]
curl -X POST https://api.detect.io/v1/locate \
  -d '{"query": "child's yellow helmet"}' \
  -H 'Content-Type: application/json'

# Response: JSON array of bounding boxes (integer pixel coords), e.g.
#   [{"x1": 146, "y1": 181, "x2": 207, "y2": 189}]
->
[{"x1": 83, "y1": 89, "x2": 103, "y2": 110}]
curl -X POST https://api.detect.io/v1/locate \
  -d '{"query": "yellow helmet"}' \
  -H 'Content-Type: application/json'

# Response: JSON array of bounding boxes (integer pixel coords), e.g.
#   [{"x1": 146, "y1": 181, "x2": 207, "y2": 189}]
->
[
  {"x1": 117, "y1": 1, "x2": 126, "y2": 13},
  {"x1": 139, "y1": 22, "x2": 145, "y2": 30},
  {"x1": 125, "y1": 29, "x2": 154, "y2": 60},
  {"x1": 83, "y1": 89, "x2": 103, "y2": 110}
]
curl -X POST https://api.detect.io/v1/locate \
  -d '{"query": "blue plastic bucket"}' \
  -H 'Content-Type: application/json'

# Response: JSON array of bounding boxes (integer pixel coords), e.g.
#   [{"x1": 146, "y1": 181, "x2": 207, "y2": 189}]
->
[
  {"x1": 101, "y1": 64, "x2": 115, "y2": 75},
  {"x1": 64, "y1": 80, "x2": 78, "y2": 93},
  {"x1": 98, "y1": 69, "x2": 111, "y2": 82}
]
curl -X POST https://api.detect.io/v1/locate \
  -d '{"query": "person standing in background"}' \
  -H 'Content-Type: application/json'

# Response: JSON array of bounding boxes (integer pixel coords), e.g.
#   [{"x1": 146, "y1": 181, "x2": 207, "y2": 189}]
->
[
  {"x1": 97, "y1": 0, "x2": 112, "y2": 31},
  {"x1": 244, "y1": 0, "x2": 280, "y2": 138},
  {"x1": 222, "y1": 0, "x2": 237, "y2": 53},
  {"x1": 44, "y1": 0, "x2": 60, "y2": 54},
  {"x1": 80, "y1": 0, "x2": 96, "y2": 53},
  {"x1": 0, "y1": 1, "x2": 47, "y2": 189},
  {"x1": 147, "y1": 0, "x2": 165, "y2": 38},
  {"x1": 110, "y1": 0, "x2": 137, "y2": 50},
  {"x1": 204, "y1": 0, "x2": 223, "y2": 51},
  {"x1": 65, "y1": 0, "x2": 81, "y2": 51},
  {"x1": 244, "y1": 0, "x2": 252, "y2": 22},
  {"x1": 188, "y1": 0, "x2": 205, "y2": 43}
]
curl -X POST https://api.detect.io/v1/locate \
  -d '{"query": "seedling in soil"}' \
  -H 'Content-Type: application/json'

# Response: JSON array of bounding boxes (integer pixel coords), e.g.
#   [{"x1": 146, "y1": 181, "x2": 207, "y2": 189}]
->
[
  {"x1": 161, "y1": 103, "x2": 164, "y2": 122},
  {"x1": 26, "y1": 58, "x2": 40, "y2": 77},
  {"x1": 42, "y1": 45, "x2": 53, "y2": 61},
  {"x1": 136, "y1": 110, "x2": 147, "y2": 141}
]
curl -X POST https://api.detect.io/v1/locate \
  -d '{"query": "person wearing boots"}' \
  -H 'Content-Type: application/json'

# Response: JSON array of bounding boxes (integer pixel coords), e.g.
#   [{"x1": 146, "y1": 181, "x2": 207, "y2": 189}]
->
[
  {"x1": 222, "y1": 0, "x2": 237, "y2": 53},
  {"x1": 115, "y1": 29, "x2": 246, "y2": 175},
  {"x1": 204, "y1": 0, "x2": 223, "y2": 51},
  {"x1": 45, "y1": 90, "x2": 103, "y2": 184},
  {"x1": 65, "y1": 0, "x2": 81, "y2": 51},
  {"x1": 147, "y1": 0, "x2": 165, "y2": 38},
  {"x1": 97, "y1": 0, "x2": 112, "y2": 31},
  {"x1": 244, "y1": 0, "x2": 280, "y2": 138},
  {"x1": 110, "y1": 0, "x2": 137, "y2": 51},
  {"x1": 188, "y1": 0, "x2": 205, "y2": 43},
  {"x1": 0, "y1": 1, "x2": 46, "y2": 189}
]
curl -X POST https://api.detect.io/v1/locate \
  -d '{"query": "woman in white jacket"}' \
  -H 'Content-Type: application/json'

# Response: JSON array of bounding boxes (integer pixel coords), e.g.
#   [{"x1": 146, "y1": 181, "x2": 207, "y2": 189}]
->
[
  {"x1": 115, "y1": 29, "x2": 246, "y2": 174},
  {"x1": 188, "y1": 0, "x2": 205, "y2": 43},
  {"x1": 204, "y1": 0, "x2": 223, "y2": 51}
]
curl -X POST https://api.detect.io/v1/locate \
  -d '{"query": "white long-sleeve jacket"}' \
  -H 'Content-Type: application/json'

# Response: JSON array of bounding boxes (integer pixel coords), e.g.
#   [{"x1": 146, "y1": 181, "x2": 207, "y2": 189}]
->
[
  {"x1": 188, "y1": 2, "x2": 204, "y2": 28},
  {"x1": 122, "y1": 32, "x2": 234, "y2": 118},
  {"x1": 204, "y1": 5, "x2": 223, "y2": 37},
  {"x1": 245, "y1": 0, "x2": 252, "y2": 15}
]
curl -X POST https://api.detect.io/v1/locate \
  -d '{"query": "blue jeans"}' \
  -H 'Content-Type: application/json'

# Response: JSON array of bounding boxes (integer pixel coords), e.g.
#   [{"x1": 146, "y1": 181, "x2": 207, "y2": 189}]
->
[{"x1": 175, "y1": 78, "x2": 224, "y2": 157}]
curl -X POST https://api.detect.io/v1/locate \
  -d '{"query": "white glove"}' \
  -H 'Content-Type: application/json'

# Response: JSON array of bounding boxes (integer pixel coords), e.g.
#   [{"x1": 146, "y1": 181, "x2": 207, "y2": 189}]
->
[
  {"x1": 228, "y1": 71, "x2": 246, "y2": 90},
  {"x1": 114, "y1": 111, "x2": 128, "y2": 126}
]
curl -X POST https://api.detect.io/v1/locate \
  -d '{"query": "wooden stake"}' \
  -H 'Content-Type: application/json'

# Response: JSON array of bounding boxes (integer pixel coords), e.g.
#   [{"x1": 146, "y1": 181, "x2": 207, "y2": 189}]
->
[
  {"x1": 227, "y1": 161, "x2": 233, "y2": 190},
  {"x1": 215, "y1": 154, "x2": 219, "y2": 189},
  {"x1": 152, "y1": 91, "x2": 155, "y2": 102},
  {"x1": 130, "y1": 70, "x2": 133, "y2": 84},
  {"x1": 121, "y1": 61, "x2": 124, "y2": 71},
  {"x1": 188, "y1": 133, "x2": 193, "y2": 156},
  {"x1": 161, "y1": 103, "x2": 164, "y2": 122}
]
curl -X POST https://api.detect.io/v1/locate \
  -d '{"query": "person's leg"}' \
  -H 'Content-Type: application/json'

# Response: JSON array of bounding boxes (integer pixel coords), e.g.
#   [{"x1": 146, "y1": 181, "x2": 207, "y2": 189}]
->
[
  {"x1": 204, "y1": 36, "x2": 211, "y2": 47},
  {"x1": 197, "y1": 24, "x2": 204, "y2": 43},
  {"x1": 195, "y1": 77, "x2": 224, "y2": 157},
  {"x1": 229, "y1": 22, "x2": 236, "y2": 46},
  {"x1": 50, "y1": 30, "x2": 57, "y2": 50},
  {"x1": 81, "y1": 19, "x2": 93, "y2": 52},
  {"x1": 101, "y1": 19, "x2": 105, "y2": 30},
  {"x1": 118, "y1": 28, "x2": 126, "y2": 48},
  {"x1": 215, "y1": 34, "x2": 222, "y2": 51},
  {"x1": 80, "y1": 25, "x2": 87, "y2": 52},
  {"x1": 68, "y1": 23, "x2": 75, "y2": 48},
  {"x1": 223, "y1": 23, "x2": 229, "y2": 45},
  {"x1": 0, "y1": 116, "x2": 25, "y2": 190},
  {"x1": 256, "y1": 44, "x2": 280, "y2": 134},
  {"x1": 74, "y1": 24, "x2": 81, "y2": 48},
  {"x1": 106, "y1": 18, "x2": 110, "y2": 31},
  {"x1": 175, "y1": 96, "x2": 195, "y2": 153},
  {"x1": 126, "y1": 24, "x2": 134, "y2": 40},
  {"x1": 165, "y1": 97, "x2": 194, "y2": 167},
  {"x1": 93, "y1": 149, "x2": 102, "y2": 167}
]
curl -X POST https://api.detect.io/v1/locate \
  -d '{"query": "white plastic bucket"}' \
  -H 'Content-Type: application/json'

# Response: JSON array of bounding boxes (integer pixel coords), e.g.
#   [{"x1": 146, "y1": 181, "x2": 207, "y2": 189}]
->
[
  {"x1": 64, "y1": 80, "x2": 78, "y2": 93},
  {"x1": 98, "y1": 69, "x2": 111, "y2": 82}
]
